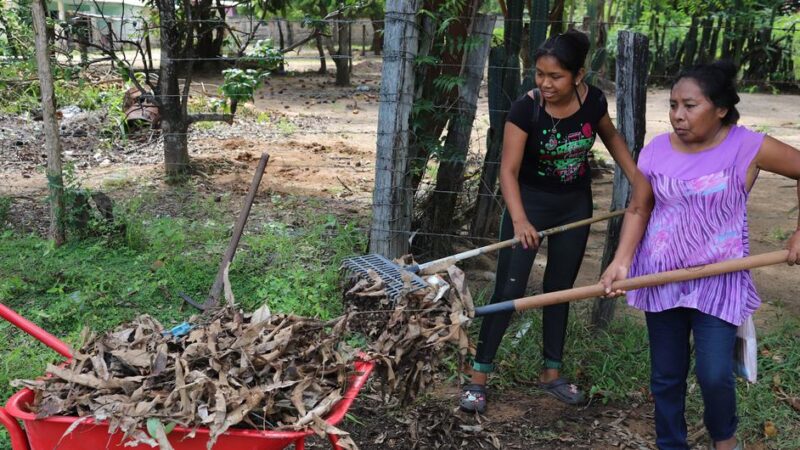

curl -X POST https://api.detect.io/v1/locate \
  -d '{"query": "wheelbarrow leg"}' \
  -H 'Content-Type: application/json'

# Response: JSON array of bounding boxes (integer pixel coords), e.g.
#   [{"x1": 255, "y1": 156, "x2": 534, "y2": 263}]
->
[
  {"x1": 293, "y1": 438, "x2": 305, "y2": 450},
  {"x1": 327, "y1": 434, "x2": 341, "y2": 450},
  {"x1": 0, "y1": 407, "x2": 30, "y2": 450}
]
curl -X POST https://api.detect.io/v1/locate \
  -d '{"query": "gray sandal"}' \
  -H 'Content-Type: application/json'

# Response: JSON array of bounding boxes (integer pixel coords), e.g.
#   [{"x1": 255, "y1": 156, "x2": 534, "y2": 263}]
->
[
  {"x1": 539, "y1": 377, "x2": 585, "y2": 405},
  {"x1": 459, "y1": 384, "x2": 487, "y2": 414}
]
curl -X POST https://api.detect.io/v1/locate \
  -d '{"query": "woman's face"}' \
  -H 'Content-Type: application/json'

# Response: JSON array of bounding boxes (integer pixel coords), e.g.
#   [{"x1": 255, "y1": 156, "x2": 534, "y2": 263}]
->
[
  {"x1": 669, "y1": 78, "x2": 728, "y2": 144},
  {"x1": 535, "y1": 55, "x2": 581, "y2": 104}
]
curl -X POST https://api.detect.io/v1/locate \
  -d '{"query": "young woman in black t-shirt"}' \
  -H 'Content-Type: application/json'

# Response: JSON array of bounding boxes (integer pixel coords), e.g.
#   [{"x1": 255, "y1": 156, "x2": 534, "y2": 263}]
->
[{"x1": 460, "y1": 30, "x2": 640, "y2": 413}]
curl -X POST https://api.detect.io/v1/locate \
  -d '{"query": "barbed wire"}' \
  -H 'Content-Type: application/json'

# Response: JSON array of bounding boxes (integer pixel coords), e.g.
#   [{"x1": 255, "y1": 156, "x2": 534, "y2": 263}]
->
[
  {"x1": 54, "y1": 14, "x2": 800, "y2": 32},
  {"x1": 4, "y1": 56, "x2": 797, "y2": 89}
]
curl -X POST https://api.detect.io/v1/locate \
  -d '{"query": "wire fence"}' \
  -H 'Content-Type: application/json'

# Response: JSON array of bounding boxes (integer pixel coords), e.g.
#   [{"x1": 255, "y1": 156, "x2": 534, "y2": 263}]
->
[{"x1": 2, "y1": 9, "x2": 800, "y2": 247}]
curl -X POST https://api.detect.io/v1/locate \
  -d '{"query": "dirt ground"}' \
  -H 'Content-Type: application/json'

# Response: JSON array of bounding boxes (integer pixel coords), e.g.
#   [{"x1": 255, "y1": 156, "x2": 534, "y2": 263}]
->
[{"x1": 1, "y1": 54, "x2": 798, "y2": 449}]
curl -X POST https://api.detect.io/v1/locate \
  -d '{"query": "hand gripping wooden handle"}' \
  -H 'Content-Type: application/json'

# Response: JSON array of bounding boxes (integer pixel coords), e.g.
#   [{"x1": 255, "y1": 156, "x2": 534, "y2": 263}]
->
[
  {"x1": 474, "y1": 250, "x2": 790, "y2": 317},
  {"x1": 417, "y1": 210, "x2": 626, "y2": 275}
]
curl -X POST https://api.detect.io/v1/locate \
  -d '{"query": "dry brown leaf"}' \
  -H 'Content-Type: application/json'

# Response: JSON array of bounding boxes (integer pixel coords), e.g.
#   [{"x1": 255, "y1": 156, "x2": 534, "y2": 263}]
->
[{"x1": 764, "y1": 420, "x2": 778, "y2": 438}]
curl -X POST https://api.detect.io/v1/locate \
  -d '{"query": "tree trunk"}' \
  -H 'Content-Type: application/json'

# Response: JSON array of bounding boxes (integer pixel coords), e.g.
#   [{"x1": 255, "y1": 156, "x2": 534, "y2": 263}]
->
[
  {"x1": 277, "y1": 18, "x2": 286, "y2": 73},
  {"x1": 471, "y1": 0, "x2": 524, "y2": 238},
  {"x1": 193, "y1": 0, "x2": 225, "y2": 69},
  {"x1": 683, "y1": 16, "x2": 699, "y2": 67},
  {"x1": 370, "y1": 17, "x2": 384, "y2": 55},
  {"x1": 32, "y1": 0, "x2": 65, "y2": 246},
  {"x1": 326, "y1": 13, "x2": 351, "y2": 86},
  {"x1": 587, "y1": 0, "x2": 607, "y2": 83},
  {"x1": 708, "y1": 18, "x2": 720, "y2": 62},
  {"x1": 348, "y1": 22, "x2": 353, "y2": 74},
  {"x1": 720, "y1": 16, "x2": 733, "y2": 60},
  {"x1": 522, "y1": 0, "x2": 548, "y2": 90},
  {"x1": 370, "y1": 0, "x2": 422, "y2": 258},
  {"x1": 158, "y1": 0, "x2": 190, "y2": 177},
  {"x1": 407, "y1": 13, "x2": 438, "y2": 191},
  {"x1": 549, "y1": 0, "x2": 565, "y2": 37},
  {"x1": 408, "y1": 0, "x2": 478, "y2": 193},
  {"x1": 696, "y1": 16, "x2": 713, "y2": 64},
  {"x1": 316, "y1": 34, "x2": 327, "y2": 74},
  {"x1": 426, "y1": 15, "x2": 495, "y2": 255},
  {"x1": 591, "y1": 31, "x2": 648, "y2": 328},
  {"x1": 286, "y1": 19, "x2": 294, "y2": 47}
]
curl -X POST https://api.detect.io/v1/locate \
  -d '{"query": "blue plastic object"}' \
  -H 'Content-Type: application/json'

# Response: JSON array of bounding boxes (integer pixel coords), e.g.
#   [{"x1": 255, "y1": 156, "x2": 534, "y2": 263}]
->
[{"x1": 162, "y1": 322, "x2": 193, "y2": 338}]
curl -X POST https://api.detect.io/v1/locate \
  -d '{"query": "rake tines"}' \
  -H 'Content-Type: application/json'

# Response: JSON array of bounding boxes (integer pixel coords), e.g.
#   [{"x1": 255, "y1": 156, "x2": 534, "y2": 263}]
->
[{"x1": 341, "y1": 254, "x2": 428, "y2": 300}]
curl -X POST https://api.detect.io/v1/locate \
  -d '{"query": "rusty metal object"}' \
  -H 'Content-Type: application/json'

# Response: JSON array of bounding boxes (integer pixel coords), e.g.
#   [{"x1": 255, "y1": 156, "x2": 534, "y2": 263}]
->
[{"x1": 123, "y1": 87, "x2": 160, "y2": 129}]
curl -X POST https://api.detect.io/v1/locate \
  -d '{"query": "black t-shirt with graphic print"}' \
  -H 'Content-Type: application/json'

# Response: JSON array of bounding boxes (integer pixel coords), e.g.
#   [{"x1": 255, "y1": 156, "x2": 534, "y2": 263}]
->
[{"x1": 506, "y1": 84, "x2": 608, "y2": 192}]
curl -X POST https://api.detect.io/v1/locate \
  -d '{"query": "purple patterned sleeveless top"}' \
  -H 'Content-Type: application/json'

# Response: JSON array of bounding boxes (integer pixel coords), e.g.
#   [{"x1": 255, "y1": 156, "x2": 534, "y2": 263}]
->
[{"x1": 627, "y1": 125, "x2": 765, "y2": 325}]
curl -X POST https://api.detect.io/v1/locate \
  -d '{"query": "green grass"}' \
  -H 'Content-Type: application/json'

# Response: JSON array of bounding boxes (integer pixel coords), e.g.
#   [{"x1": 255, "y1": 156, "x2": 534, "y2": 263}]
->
[
  {"x1": 276, "y1": 117, "x2": 298, "y2": 135},
  {"x1": 0, "y1": 197, "x2": 10, "y2": 228}
]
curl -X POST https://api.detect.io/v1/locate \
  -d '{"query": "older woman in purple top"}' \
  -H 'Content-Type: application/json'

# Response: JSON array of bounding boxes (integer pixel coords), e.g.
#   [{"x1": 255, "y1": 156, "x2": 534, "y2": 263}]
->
[{"x1": 601, "y1": 61, "x2": 800, "y2": 450}]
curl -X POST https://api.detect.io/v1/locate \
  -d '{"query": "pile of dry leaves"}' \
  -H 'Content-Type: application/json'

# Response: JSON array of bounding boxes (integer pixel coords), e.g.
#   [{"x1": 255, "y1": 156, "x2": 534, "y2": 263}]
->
[
  {"x1": 14, "y1": 306, "x2": 361, "y2": 449},
  {"x1": 14, "y1": 262, "x2": 476, "y2": 450},
  {"x1": 344, "y1": 264, "x2": 475, "y2": 403}
]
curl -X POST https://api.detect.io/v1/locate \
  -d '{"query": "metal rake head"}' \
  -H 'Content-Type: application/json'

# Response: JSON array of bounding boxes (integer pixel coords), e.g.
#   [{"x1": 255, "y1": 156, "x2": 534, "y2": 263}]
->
[{"x1": 341, "y1": 254, "x2": 428, "y2": 300}]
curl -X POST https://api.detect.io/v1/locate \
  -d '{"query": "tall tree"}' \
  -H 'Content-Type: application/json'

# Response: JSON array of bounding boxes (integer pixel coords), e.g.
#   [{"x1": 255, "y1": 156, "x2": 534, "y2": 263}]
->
[
  {"x1": 408, "y1": 0, "x2": 484, "y2": 195},
  {"x1": 293, "y1": 0, "x2": 373, "y2": 86},
  {"x1": 31, "y1": 0, "x2": 65, "y2": 245},
  {"x1": 52, "y1": 0, "x2": 286, "y2": 178},
  {"x1": 471, "y1": 0, "x2": 524, "y2": 239},
  {"x1": 424, "y1": 13, "x2": 495, "y2": 255}
]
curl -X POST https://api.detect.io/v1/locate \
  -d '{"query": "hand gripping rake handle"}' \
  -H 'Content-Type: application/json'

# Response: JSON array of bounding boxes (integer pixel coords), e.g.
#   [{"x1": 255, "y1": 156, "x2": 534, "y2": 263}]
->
[
  {"x1": 474, "y1": 250, "x2": 790, "y2": 317},
  {"x1": 415, "y1": 210, "x2": 626, "y2": 276}
]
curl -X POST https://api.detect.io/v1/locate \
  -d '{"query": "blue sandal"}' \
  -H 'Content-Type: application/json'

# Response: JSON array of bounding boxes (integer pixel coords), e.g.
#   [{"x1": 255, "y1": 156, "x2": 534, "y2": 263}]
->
[
  {"x1": 539, "y1": 377, "x2": 585, "y2": 405},
  {"x1": 459, "y1": 383, "x2": 487, "y2": 414}
]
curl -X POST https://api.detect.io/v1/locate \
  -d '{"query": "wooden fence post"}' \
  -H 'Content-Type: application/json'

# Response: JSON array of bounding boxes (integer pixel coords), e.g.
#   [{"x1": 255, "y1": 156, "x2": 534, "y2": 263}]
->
[
  {"x1": 362, "y1": 23, "x2": 366, "y2": 56},
  {"x1": 32, "y1": 0, "x2": 65, "y2": 246},
  {"x1": 591, "y1": 30, "x2": 649, "y2": 328},
  {"x1": 370, "y1": 0, "x2": 422, "y2": 258}
]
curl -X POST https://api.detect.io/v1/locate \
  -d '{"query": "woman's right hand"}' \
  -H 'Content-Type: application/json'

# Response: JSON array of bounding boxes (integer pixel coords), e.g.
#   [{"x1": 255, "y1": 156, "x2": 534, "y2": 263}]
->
[
  {"x1": 600, "y1": 260, "x2": 629, "y2": 297},
  {"x1": 513, "y1": 218, "x2": 540, "y2": 250}
]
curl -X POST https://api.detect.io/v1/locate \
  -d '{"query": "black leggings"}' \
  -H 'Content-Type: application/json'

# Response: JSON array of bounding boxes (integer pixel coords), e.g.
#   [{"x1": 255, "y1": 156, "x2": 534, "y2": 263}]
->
[{"x1": 474, "y1": 184, "x2": 593, "y2": 371}]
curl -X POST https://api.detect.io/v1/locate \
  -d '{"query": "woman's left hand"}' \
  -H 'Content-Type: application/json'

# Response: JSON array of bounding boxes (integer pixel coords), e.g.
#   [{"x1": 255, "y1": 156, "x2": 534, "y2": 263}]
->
[{"x1": 788, "y1": 229, "x2": 800, "y2": 266}]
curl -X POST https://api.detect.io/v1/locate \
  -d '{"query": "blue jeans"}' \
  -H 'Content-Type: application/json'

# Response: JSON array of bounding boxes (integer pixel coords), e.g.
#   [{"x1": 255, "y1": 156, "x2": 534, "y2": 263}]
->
[{"x1": 645, "y1": 308, "x2": 738, "y2": 450}]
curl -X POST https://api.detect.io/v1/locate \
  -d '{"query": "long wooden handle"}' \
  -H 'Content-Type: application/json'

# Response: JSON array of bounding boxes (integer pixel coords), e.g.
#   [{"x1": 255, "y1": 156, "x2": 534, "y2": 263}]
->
[
  {"x1": 417, "y1": 210, "x2": 626, "y2": 275},
  {"x1": 474, "y1": 250, "x2": 790, "y2": 317},
  {"x1": 204, "y1": 153, "x2": 270, "y2": 309}
]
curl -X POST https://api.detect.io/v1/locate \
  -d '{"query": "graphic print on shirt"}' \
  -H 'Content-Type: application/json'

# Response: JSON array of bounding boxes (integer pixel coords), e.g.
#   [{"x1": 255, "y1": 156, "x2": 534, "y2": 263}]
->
[{"x1": 537, "y1": 122, "x2": 595, "y2": 183}]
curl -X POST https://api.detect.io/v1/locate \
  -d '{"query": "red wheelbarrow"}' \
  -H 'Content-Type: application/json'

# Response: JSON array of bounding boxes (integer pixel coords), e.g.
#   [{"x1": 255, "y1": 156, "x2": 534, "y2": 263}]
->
[{"x1": 0, "y1": 304, "x2": 373, "y2": 450}]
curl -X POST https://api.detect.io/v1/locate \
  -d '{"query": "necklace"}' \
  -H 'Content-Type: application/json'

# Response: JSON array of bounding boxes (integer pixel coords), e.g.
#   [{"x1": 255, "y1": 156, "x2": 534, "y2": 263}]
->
[{"x1": 545, "y1": 114, "x2": 562, "y2": 151}]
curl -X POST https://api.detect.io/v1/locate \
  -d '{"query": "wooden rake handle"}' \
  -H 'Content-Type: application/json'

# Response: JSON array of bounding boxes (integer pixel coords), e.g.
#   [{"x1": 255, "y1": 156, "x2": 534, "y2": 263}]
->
[
  {"x1": 474, "y1": 250, "x2": 791, "y2": 317},
  {"x1": 416, "y1": 210, "x2": 626, "y2": 275},
  {"x1": 204, "y1": 152, "x2": 270, "y2": 309}
]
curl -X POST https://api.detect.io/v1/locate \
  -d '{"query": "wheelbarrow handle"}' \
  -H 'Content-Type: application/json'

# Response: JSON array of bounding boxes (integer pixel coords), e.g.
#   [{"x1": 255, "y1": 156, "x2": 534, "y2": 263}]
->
[
  {"x1": 0, "y1": 303, "x2": 73, "y2": 359},
  {"x1": 415, "y1": 210, "x2": 626, "y2": 276},
  {"x1": 0, "y1": 406, "x2": 30, "y2": 450},
  {"x1": 474, "y1": 250, "x2": 790, "y2": 317}
]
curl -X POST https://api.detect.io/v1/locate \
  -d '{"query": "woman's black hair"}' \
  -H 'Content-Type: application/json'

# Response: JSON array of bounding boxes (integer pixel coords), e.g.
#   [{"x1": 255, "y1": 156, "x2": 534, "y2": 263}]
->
[
  {"x1": 673, "y1": 60, "x2": 741, "y2": 125},
  {"x1": 533, "y1": 29, "x2": 590, "y2": 76}
]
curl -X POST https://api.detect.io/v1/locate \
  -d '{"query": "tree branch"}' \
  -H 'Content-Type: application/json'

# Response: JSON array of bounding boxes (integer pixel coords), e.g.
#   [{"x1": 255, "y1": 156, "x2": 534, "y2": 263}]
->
[
  {"x1": 281, "y1": 28, "x2": 324, "y2": 54},
  {"x1": 188, "y1": 113, "x2": 233, "y2": 124}
]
